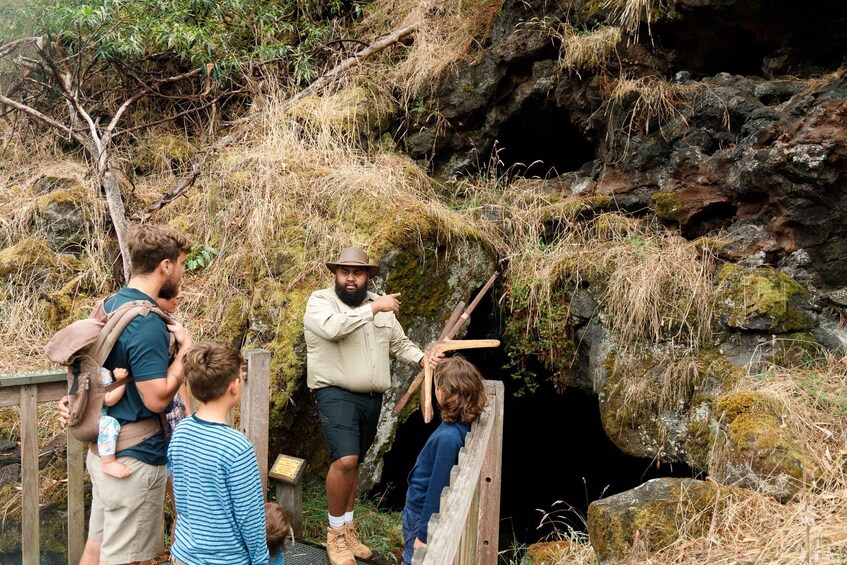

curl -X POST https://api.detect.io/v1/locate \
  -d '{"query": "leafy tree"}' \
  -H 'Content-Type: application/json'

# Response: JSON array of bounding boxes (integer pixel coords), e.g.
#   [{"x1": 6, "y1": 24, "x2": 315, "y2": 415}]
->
[{"x1": 0, "y1": 0, "x2": 361, "y2": 277}]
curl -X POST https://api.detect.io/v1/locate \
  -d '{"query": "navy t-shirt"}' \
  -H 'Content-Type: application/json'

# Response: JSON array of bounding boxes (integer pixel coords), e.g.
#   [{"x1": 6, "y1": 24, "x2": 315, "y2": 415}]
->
[{"x1": 103, "y1": 287, "x2": 171, "y2": 465}]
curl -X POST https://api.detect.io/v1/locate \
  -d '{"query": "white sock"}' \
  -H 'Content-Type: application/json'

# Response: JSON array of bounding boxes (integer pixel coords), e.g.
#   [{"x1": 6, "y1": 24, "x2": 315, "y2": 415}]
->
[
  {"x1": 328, "y1": 513, "x2": 345, "y2": 529},
  {"x1": 343, "y1": 511, "x2": 354, "y2": 524}
]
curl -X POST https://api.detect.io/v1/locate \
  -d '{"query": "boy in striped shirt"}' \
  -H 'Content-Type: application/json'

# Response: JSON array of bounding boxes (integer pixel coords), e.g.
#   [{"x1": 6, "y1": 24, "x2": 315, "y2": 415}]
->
[{"x1": 168, "y1": 341, "x2": 269, "y2": 565}]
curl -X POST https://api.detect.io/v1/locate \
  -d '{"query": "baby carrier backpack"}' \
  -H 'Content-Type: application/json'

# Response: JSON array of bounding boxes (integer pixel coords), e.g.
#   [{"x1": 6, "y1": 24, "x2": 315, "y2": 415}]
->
[{"x1": 45, "y1": 297, "x2": 170, "y2": 451}]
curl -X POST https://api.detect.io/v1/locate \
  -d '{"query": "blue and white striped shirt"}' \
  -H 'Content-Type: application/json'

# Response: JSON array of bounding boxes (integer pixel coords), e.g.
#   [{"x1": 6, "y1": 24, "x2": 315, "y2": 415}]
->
[{"x1": 169, "y1": 415, "x2": 269, "y2": 565}]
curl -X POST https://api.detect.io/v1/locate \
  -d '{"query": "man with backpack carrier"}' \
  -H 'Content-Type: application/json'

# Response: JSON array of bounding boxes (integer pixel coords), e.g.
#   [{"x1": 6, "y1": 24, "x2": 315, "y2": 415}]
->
[{"x1": 54, "y1": 224, "x2": 192, "y2": 565}]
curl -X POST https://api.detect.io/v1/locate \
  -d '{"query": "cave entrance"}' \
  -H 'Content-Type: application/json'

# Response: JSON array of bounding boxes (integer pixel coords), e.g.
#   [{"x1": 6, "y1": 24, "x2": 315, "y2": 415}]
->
[
  {"x1": 494, "y1": 96, "x2": 595, "y2": 178},
  {"x1": 374, "y1": 291, "x2": 699, "y2": 553}
]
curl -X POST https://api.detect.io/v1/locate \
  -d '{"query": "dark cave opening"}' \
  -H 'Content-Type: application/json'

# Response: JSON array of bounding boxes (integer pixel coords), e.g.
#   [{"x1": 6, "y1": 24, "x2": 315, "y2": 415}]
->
[
  {"x1": 374, "y1": 290, "x2": 700, "y2": 555},
  {"x1": 682, "y1": 201, "x2": 738, "y2": 239},
  {"x1": 653, "y1": 1, "x2": 847, "y2": 78},
  {"x1": 494, "y1": 97, "x2": 595, "y2": 178},
  {"x1": 653, "y1": 22, "x2": 768, "y2": 77}
]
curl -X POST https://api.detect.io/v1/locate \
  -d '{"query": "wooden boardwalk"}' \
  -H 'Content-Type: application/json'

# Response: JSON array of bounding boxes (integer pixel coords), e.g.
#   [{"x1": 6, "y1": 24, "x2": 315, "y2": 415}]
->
[{"x1": 0, "y1": 351, "x2": 504, "y2": 565}]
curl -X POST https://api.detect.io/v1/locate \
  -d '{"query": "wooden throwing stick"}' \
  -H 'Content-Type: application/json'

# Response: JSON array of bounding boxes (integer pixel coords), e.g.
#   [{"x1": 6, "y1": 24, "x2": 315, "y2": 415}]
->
[{"x1": 422, "y1": 339, "x2": 500, "y2": 423}]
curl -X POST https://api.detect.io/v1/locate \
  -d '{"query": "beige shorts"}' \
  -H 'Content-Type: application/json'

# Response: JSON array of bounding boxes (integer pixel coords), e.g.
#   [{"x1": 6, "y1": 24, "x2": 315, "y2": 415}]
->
[{"x1": 86, "y1": 450, "x2": 167, "y2": 564}]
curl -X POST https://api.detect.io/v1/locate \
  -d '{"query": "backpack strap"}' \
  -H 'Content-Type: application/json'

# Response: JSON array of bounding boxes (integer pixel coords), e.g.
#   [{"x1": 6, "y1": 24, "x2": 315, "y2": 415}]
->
[
  {"x1": 87, "y1": 300, "x2": 170, "y2": 368},
  {"x1": 85, "y1": 299, "x2": 173, "y2": 453}
]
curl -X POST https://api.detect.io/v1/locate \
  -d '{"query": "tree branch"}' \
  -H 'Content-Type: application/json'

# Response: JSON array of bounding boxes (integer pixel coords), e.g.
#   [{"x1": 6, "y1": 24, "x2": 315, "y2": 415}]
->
[
  {"x1": 137, "y1": 133, "x2": 235, "y2": 222},
  {"x1": 0, "y1": 37, "x2": 42, "y2": 59},
  {"x1": 0, "y1": 93, "x2": 86, "y2": 144},
  {"x1": 114, "y1": 90, "x2": 235, "y2": 138},
  {"x1": 105, "y1": 66, "x2": 204, "y2": 137}
]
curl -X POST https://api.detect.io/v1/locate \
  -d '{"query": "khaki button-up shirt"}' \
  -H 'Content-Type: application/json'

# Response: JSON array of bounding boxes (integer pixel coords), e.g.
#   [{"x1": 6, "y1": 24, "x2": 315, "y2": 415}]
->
[{"x1": 303, "y1": 287, "x2": 425, "y2": 393}]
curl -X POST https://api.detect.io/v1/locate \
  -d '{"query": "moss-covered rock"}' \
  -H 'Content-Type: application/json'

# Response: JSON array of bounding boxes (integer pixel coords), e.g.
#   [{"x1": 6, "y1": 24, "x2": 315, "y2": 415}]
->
[
  {"x1": 600, "y1": 347, "x2": 745, "y2": 467},
  {"x1": 0, "y1": 238, "x2": 60, "y2": 280},
  {"x1": 132, "y1": 133, "x2": 195, "y2": 175},
  {"x1": 712, "y1": 390, "x2": 817, "y2": 501},
  {"x1": 33, "y1": 180, "x2": 91, "y2": 252},
  {"x1": 715, "y1": 264, "x2": 815, "y2": 333},
  {"x1": 650, "y1": 191, "x2": 688, "y2": 223},
  {"x1": 588, "y1": 478, "x2": 719, "y2": 563}
]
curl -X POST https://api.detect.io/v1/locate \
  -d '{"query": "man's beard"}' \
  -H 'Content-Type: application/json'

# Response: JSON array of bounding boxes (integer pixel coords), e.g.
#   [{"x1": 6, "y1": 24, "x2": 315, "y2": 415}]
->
[
  {"x1": 159, "y1": 276, "x2": 180, "y2": 300},
  {"x1": 334, "y1": 280, "x2": 368, "y2": 307}
]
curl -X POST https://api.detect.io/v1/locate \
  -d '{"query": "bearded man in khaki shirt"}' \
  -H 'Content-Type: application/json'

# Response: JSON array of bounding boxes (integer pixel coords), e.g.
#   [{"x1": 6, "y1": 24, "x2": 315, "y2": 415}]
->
[{"x1": 304, "y1": 247, "x2": 440, "y2": 565}]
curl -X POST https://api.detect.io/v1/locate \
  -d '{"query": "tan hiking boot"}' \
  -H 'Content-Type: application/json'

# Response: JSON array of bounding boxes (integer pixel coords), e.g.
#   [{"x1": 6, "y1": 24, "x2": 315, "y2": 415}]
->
[
  {"x1": 326, "y1": 526, "x2": 356, "y2": 565},
  {"x1": 344, "y1": 520, "x2": 373, "y2": 559}
]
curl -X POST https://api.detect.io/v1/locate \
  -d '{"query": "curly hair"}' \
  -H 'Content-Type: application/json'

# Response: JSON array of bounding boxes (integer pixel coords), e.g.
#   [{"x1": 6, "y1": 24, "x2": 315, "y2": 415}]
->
[
  {"x1": 127, "y1": 224, "x2": 191, "y2": 275},
  {"x1": 435, "y1": 355, "x2": 487, "y2": 425},
  {"x1": 265, "y1": 502, "x2": 292, "y2": 556}
]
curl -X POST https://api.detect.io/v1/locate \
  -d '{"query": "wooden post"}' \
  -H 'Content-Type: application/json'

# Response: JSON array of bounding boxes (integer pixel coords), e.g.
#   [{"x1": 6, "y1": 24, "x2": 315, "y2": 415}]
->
[
  {"x1": 20, "y1": 384, "x2": 39, "y2": 565},
  {"x1": 242, "y1": 349, "x2": 271, "y2": 495},
  {"x1": 476, "y1": 381, "x2": 504, "y2": 565},
  {"x1": 269, "y1": 454, "x2": 306, "y2": 539},
  {"x1": 67, "y1": 433, "x2": 85, "y2": 565}
]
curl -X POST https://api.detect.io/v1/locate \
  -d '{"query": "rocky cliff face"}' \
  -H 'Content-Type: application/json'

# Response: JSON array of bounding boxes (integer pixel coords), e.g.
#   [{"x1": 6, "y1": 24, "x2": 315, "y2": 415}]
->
[{"x1": 401, "y1": 0, "x2": 847, "y2": 541}]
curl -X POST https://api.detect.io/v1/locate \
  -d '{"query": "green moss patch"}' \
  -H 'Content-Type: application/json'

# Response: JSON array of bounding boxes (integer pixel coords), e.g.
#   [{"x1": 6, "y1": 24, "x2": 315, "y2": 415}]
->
[
  {"x1": 651, "y1": 191, "x2": 688, "y2": 222},
  {"x1": 715, "y1": 264, "x2": 814, "y2": 333},
  {"x1": 588, "y1": 478, "x2": 720, "y2": 562}
]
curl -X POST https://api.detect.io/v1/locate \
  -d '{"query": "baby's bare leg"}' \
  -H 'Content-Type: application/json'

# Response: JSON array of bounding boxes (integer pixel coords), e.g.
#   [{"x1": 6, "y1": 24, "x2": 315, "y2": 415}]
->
[{"x1": 98, "y1": 415, "x2": 131, "y2": 478}]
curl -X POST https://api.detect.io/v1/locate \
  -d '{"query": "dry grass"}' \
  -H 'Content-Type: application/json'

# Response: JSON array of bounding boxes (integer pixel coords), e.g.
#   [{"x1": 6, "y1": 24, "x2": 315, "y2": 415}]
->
[
  {"x1": 604, "y1": 76, "x2": 695, "y2": 139},
  {"x1": 642, "y1": 360, "x2": 847, "y2": 564},
  {"x1": 502, "y1": 201, "x2": 715, "y2": 348},
  {"x1": 359, "y1": 0, "x2": 504, "y2": 97},
  {"x1": 134, "y1": 86, "x2": 496, "y2": 340},
  {"x1": 603, "y1": 0, "x2": 674, "y2": 39},
  {"x1": 536, "y1": 22, "x2": 622, "y2": 75},
  {"x1": 0, "y1": 128, "x2": 115, "y2": 372},
  {"x1": 559, "y1": 26, "x2": 622, "y2": 74}
]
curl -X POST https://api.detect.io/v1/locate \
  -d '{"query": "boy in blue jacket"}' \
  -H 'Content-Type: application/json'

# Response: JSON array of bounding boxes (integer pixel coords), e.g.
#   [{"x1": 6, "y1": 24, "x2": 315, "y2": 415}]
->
[{"x1": 401, "y1": 355, "x2": 487, "y2": 564}]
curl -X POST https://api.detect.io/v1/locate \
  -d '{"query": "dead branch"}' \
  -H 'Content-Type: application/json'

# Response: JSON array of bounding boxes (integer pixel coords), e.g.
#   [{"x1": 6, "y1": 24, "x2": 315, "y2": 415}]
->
[
  {"x1": 137, "y1": 133, "x2": 236, "y2": 222},
  {"x1": 0, "y1": 93, "x2": 84, "y2": 144},
  {"x1": 0, "y1": 37, "x2": 42, "y2": 59},
  {"x1": 226, "y1": 20, "x2": 420, "y2": 126}
]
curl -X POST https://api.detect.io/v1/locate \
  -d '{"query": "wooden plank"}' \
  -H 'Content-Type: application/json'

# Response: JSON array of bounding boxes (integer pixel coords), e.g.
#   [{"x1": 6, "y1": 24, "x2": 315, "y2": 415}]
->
[
  {"x1": 273, "y1": 480, "x2": 303, "y2": 539},
  {"x1": 20, "y1": 385, "x2": 40, "y2": 565},
  {"x1": 242, "y1": 349, "x2": 271, "y2": 495},
  {"x1": 476, "y1": 381, "x2": 504, "y2": 565},
  {"x1": 419, "y1": 387, "x2": 495, "y2": 565},
  {"x1": 0, "y1": 369, "x2": 66, "y2": 387},
  {"x1": 66, "y1": 433, "x2": 85, "y2": 565},
  {"x1": 0, "y1": 381, "x2": 66, "y2": 408}
]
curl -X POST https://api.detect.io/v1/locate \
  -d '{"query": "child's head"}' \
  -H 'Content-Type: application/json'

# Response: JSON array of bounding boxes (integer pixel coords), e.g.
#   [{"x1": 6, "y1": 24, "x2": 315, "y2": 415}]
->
[
  {"x1": 156, "y1": 289, "x2": 183, "y2": 314},
  {"x1": 265, "y1": 502, "x2": 292, "y2": 556},
  {"x1": 434, "y1": 355, "x2": 486, "y2": 425},
  {"x1": 183, "y1": 341, "x2": 243, "y2": 403}
]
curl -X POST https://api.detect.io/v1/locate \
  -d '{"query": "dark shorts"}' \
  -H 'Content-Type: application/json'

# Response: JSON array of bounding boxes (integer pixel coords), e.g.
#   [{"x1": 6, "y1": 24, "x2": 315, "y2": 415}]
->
[{"x1": 314, "y1": 386, "x2": 383, "y2": 462}]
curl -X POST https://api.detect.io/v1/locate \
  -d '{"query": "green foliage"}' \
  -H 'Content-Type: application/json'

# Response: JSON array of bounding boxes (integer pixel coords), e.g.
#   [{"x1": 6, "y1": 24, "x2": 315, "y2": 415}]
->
[
  {"x1": 797, "y1": 371, "x2": 847, "y2": 415},
  {"x1": 185, "y1": 243, "x2": 219, "y2": 272},
  {"x1": 503, "y1": 280, "x2": 575, "y2": 397},
  {"x1": 4, "y1": 0, "x2": 360, "y2": 81}
]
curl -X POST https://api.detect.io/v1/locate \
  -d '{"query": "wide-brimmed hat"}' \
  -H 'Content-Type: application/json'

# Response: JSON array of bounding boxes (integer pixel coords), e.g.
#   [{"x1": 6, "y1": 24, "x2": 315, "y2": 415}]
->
[{"x1": 326, "y1": 247, "x2": 380, "y2": 277}]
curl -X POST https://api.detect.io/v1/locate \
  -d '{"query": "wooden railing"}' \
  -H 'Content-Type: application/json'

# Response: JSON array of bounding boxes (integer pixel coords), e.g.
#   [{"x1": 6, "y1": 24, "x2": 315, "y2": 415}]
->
[
  {"x1": 0, "y1": 349, "x2": 271, "y2": 565},
  {"x1": 412, "y1": 379, "x2": 505, "y2": 565}
]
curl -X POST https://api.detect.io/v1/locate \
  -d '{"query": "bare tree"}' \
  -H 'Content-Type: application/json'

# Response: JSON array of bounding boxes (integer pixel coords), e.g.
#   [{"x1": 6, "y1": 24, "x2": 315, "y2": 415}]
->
[{"x1": 0, "y1": 35, "x2": 228, "y2": 278}]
